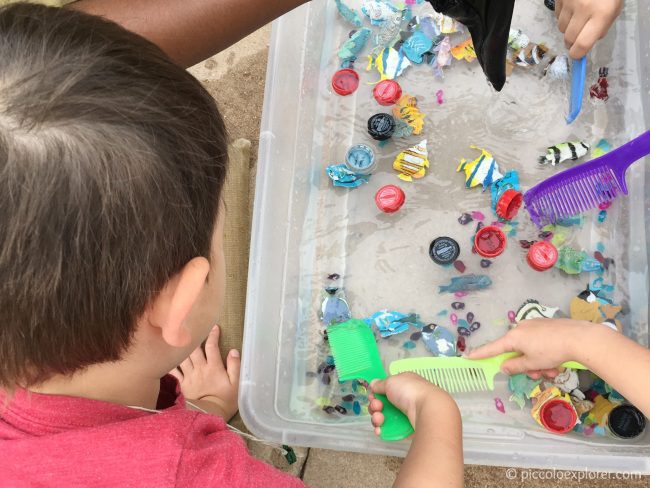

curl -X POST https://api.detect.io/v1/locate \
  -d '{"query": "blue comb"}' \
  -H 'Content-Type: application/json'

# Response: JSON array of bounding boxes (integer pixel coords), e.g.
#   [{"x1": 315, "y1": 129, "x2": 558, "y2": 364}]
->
[{"x1": 566, "y1": 56, "x2": 587, "y2": 124}]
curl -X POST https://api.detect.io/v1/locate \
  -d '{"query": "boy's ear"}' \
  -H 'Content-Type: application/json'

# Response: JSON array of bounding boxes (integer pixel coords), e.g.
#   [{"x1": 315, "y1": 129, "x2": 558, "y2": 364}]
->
[{"x1": 146, "y1": 257, "x2": 210, "y2": 348}]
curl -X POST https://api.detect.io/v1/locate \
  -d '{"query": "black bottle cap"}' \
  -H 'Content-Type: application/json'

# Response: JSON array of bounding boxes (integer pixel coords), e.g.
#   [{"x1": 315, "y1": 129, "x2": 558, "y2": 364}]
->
[
  {"x1": 608, "y1": 404, "x2": 646, "y2": 439},
  {"x1": 367, "y1": 113, "x2": 396, "y2": 141},
  {"x1": 429, "y1": 237, "x2": 460, "y2": 265}
]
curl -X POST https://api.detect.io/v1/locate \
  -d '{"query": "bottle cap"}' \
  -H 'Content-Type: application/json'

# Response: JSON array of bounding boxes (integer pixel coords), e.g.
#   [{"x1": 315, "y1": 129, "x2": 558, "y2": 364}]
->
[
  {"x1": 527, "y1": 241, "x2": 558, "y2": 271},
  {"x1": 375, "y1": 185, "x2": 405, "y2": 213},
  {"x1": 429, "y1": 237, "x2": 460, "y2": 265},
  {"x1": 608, "y1": 404, "x2": 646, "y2": 439},
  {"x1": 495, "y1": 189, "x2": 523, "y2": 220},
  {"x1": 345, "y1": 144, "x2": 376, "y2": 174},
  {"x1": 372, "y1": 79, "x2": 402, "y2": 106},
  {"x1": 367, "y1": 113, "x2": 396, "y2": 141},
  {"x1": 474, "y1": 225, "x2": 507, "y2": 258},
  {"x1": 331, "y1": 69, "x2": 359, "y2": 96},
  {"x1": 540, "y1": 398, "x2": 578, "y2": 434}
]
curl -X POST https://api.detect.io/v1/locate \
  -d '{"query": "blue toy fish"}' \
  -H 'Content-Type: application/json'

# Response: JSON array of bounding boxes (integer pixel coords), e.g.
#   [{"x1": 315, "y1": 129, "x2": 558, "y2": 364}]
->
[
  {"x1": 401, "y1": 31, "x2": 433, "y2": 64},
  {"x1": 421, "y1": 324, "x2": 456, "y2": 357},
  {"x1": 338, "y1": 28, "x2": 371, "y2": 68},
  {"x1": 335, "y1": 0, "x2": 362, "y2": 28},
  {"x1": 320, "y1": 288, "x2": 351, "y2": 325},
  {"x1": 438, "y1": 274, "x2": 492, "y2": 294},
  {"x1": 364, "y1": 310, "x2": 424, "y2": 338},
  {"x1": 326, "y1": 164, "x2": 370, "y2": 188},
  {"x1": 457, "y1": 146, "x2": 504, "y2": 191}
]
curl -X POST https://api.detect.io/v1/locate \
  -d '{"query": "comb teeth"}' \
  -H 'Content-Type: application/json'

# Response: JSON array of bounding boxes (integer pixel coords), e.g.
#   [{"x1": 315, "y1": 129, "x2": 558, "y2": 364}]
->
[
  {"x1": 411, "y1": 367, "x2": 490, "y2": 393},
  {"x1": 526, "y1": 166, "x2": 622, "y2": 226}
]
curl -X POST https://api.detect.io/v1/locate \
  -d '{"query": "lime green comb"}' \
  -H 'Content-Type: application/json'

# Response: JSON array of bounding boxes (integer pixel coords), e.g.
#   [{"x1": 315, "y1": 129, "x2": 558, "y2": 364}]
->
[
  {"x1": 389, "y1": 353, "x2": 587, "y2": 393},
  {"x1": 328, "y1": 319, "x2": 414, "y2": 441}
]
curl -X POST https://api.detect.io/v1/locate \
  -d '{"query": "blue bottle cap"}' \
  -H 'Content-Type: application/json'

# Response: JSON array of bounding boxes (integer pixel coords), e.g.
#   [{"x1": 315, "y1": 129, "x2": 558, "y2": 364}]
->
[{"x1": 345, "y1": 144, "x2": 376, "y2": 174}]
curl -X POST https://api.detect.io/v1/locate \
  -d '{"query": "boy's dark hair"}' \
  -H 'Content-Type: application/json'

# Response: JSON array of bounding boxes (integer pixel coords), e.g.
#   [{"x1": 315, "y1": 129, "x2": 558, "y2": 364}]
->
[{"x1": 0, "y1": 4, "x2": 228, "y2": 388}]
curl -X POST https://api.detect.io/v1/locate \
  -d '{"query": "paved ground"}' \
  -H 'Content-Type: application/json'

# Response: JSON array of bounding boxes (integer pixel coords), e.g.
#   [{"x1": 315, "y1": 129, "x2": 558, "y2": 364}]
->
[{"x1": 188, "y1": 23, "x2": 648, "y2": 488}]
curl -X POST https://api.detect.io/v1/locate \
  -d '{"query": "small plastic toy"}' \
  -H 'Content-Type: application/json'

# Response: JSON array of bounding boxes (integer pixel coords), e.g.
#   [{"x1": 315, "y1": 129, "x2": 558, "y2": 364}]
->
[
  {"x1": 393, "y1": 140, "x2": 429, "y2": 181},
  {"x1": 438, "y1": 274, "x2": 492, "y2": 294},
  {"x1": 421, "y1": 323, "x2": 457, "y2": 357},
  {"x1": 429, "y1": 236, "x2": 460, "y2": 265},
  {"x1": 474, "y1": 225, "x2": 506, "y2": 258},
  {"x1": 367, "y1": 113, "x2": 396, "y2": 140},
  {"x1": 538, "y1": 141, "x2": 590, "y2": 166},
  {"x1": 531, "y1": 386, "x2": 579, "y2": 434},
  {"x1": 457, "y1": 146, "x2": 504, "y2": 191},
  {"x1": 372, "y1": 79, "x2": 402, "y2": 106},
  {"x1": 331, "y1": 68, "x2": 360, "y2": 95},
  {"x1": 345, "y1": 144, "x2": 376, "y2": 174},
  {"x1": 527, "y1": 241, "x2": 558, "y2": 271},
  {"x1": 375, "y1": 184, "x2": 405, "y2": 213},
  {"x1": 326, "y1": 164, "x2": 370, "y2": 188}
]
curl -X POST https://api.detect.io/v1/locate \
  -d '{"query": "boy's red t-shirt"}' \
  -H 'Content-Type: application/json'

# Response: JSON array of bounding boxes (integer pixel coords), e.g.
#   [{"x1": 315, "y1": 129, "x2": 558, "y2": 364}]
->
[{"x1": 0, "y1": 376, "x2": 304, "y2": 487}]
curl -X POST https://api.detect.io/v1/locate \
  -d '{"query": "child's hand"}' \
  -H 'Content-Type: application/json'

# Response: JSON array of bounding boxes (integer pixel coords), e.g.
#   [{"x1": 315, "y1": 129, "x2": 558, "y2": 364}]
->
[
  {"x1": 555, "y1": 0, "x2": 623, "y2": 59},
  {"x1": 170, "y1": 325, "x2": 240, "y2": 420},
  {"x1": 368, "y1": 372, "x2": 454, "y2": 435},
  {"x1": 467, "y1": 318, "x2": 589, "y2": 379}
]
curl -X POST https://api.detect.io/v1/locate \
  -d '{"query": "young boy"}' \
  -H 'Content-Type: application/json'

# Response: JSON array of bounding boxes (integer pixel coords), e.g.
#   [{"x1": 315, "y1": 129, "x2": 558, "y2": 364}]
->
[{"x1": 0, "y1": 4, "x2": 461, "y2": 486}]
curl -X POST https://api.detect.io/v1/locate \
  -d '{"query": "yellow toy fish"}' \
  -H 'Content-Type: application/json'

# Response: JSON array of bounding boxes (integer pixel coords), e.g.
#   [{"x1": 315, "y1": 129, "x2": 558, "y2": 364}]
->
[
  {"x1": 392, "y1": 94, "x2": 425, "y2": 135},
  {"x1": 451, "y1": 39, "x2": 476, "y2": 62},
  {"x1": 373, "y1": 47, "x2": 411, "y2": 80},
  {"x1": 393, "y1": 140, "x2": 429, "y2": 182},
  {"x1": 456, "y1": 145, "x2": 504, "y2": 191}
]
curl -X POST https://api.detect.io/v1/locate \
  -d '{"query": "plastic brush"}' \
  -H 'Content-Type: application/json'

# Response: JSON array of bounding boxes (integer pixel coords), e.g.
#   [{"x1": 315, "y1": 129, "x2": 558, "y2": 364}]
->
[
  {"x1": 327, "y1": 319, "x2": 414, "y2": 441},
  {"x1": 524, "y1": 130, "x2": 650, "y2": 227},
  {"x1": 389, "y1": 353, "x2": 587, "y2": 393},
  {"x1": 566, "y1": 56, "x2": 586, "y2": 124}
]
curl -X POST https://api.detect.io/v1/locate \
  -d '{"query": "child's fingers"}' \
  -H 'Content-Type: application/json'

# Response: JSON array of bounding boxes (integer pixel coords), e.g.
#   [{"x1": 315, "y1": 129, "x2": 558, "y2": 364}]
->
[
  {"x1": 542, "y1": 368, "x2": 560, "y2": 379},
  {"x1": 501, "y1": 356, "x2": 533, "y2": 375},
  {"x1": 557, "y1": 5, "x2": 573, "y2": 34},
  {"x1": 526, "y1": 370, "x2": 543, "y2": 380},
  {"x1": 467, "y1": 335, "x2": 513, "y2": 359},
  {"x1": 369, "y1": 397, "x2": 383, "y2": 415},
  {"x1": 370, "y1": 379, "x2": 387, "y2": 395},
  {"x1": 180, "y1": 357, "x2": 194, "y2": 373},
  {"x1": 371, "y1": 411, "x2": 385, "y2": 429},
  {"x1": 169, "y1": 367, "x2": 183, "y2": 382},
  {"x1": 563, "y1": 12, "x2": 590, "y2": 50},
  {"x1": 189, "y1": 345, "x2": 207, "y2": 367},
  {"x1": 555, "y1": 0, "x2": 564, "y2": 19},
  {"x1": 226, "y1": 349, "x2": 241, "y2": 385},
  {"x1": 568, "y1": 19, "x2": 602, "y2": 59},
  {"x1": 204, "y1": 325, "x2": 224, "y2": 369}
]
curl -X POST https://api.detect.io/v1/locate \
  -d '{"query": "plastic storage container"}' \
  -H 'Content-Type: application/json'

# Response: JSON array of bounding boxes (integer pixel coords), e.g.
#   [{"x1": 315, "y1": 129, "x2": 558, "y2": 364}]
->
[{"x1": 241, "y1": 0, "x2": 650, "y2": 472}]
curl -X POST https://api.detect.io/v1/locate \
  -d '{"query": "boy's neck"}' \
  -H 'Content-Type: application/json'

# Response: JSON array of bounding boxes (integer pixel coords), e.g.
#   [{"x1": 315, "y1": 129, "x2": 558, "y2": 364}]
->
[{"x1": 30, "y1": 360, "x2": 162, "y2": 410}]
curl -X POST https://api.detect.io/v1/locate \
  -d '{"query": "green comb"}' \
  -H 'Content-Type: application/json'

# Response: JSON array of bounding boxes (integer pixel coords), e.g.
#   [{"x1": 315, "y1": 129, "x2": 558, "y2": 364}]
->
[
  {"x1": 389, "y1": 353, "x2": 587, "y2": 393},
  {"x1": 328, "y1": 319, "x2": 414, "y2": 441}
]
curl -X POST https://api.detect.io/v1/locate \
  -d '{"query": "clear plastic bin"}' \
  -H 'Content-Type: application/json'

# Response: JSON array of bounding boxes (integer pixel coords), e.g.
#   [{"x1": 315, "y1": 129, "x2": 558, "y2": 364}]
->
[{"x1": 241, "y1": 0, "x2": 650, "y2": 472}]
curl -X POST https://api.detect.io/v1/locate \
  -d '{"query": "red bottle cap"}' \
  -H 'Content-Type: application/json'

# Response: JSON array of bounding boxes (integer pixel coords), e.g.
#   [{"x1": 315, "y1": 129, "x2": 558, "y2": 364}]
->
[
  {"x1": 372, "y1": 79, "x2": 402, "y2": 106},
  {"x1": 527, "y1": 241, "x2": 558, "y2": 271},
  {"x1": 474, "y1": 225, "x2": 506, "y2": 258},
  {"x1": 540, "y1": 398, "x2": 578, "y2": 434},
  {"x1": 331, "y1": 69, "x2": 359, "y2": 96},
  {"x1": 495, "y1": 189, "x2": 523, "y2": 220},
  {"x1": 375, "y1": 185, "x2": 405, "y2": 213}
]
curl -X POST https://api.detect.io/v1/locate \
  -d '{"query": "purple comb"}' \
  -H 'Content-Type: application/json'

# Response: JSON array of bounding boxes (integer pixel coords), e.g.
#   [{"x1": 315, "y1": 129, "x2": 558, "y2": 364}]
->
[{"x1": 524, "y1": 130, "x2": 650, "y2": 227}]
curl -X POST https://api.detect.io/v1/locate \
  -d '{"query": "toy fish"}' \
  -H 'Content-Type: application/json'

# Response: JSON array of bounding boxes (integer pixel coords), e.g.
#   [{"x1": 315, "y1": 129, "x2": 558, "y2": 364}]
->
[
  {"x1": 438, "y1": 274, "x2": 492, "y2": 294},
  {"x1": 514, "y1": 43, "x2": 548, "y2": 67},
  {"x1": 507, "y1": 28, "x2": 530, "y2": 51},
  {"x1": 570, "y1": 287, "x2": 622, "y2": 332},
  {"x1": 450, "y1": 38, "x2": 476, "y2": 62},
  {"x1": 392, "y1": 118, "x2": 414, "y2": 138},
  {"x1": 372, "y1": 10, "x2": 404, "y2": 55},
  {"x1": 392, "y1": 94, "x2": 425, "y2": 135},
  {"x1": 544, "y1": 55, "x2": 570, "y2": 80},
  {"x1": 361, "y1": 0, "x2": 398, "y2": 26},
  {"x1": 591, "y1": 138, "x2": 612, "y2": 158},
  {"x1": 553, "y1": 368, "x2": 585, "y2": 400},
  {"x1": 421, "y1": 323, "x2": 456, "y2": 357},
  {"x1": 417, "y1": 14, "x2": 440, "y2": 39},
  {"x1": 508, "y1": 373, "x2": 541, "y2": 409},
  {"x1": 364, "y1": 310, "x2": 424, "y2": 338},
  {"x1": 401, "y1": 30, "x2": 433, "y2": 64},
  {"x1": 538, "y1": 141, "x2": 590, "y2": 166},
  {"x1": 432, "y1": 11, "x2": 462, "y2": 34},
  {"x1": 514, "y1": 299, "x2": 559, "y2": 322},
  {"x1": 335, "y1": 0, "x2": 362, "y2": 28},
  {"x1": 338, "y1": 28, "x2": 371, "y2": 67},
  {"x1": 374, "y1": 47, "x2": 411, "y2": 80},
  {"x1": 320, "y1": 287, "x2": 352, "y2": 325},
  {"x1": 556, "y1": 247, "x2": 602, "y2": 275},
  {"x1": 432, "y1": 35, "x2": 452, "y2": 78},
  {"x1": 392, "y1": 140, "x2": 429, "y2": 182},
  {"x1": 589, "y1": 67, "x2": 609, "y2": 101},
  {"x1": 457, "y1": 146, "x2": 504, "y2": 191},
  {"x1": 326, "y1": 164, "x2": 370, "y2": 188}
]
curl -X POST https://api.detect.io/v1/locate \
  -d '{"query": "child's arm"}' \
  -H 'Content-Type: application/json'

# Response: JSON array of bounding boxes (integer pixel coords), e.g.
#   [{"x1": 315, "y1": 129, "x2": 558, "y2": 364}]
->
[
  {"x1": 555, "y1": 0, "x2": 623, "y2": 59},
  {"x1": 468, "y1": 318, "x2": 650, "y2": 417},
  {"x1": 369, "y1": 373, "x2": 463, "y2": 488},
  {"x1": 70, "y1": 0, "x2": 308, "y2": 67}
]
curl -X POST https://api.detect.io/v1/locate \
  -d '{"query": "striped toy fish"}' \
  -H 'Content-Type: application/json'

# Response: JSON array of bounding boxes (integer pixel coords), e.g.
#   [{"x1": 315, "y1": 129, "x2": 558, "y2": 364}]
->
[
  {"x1": 457, "y1": 145, "x2": 504, "y2": 191},
  {"x1": 450, "y1": 38, "x2": 476, "y2": 62},
  {"x1": 393, "y1": 140, "x2": 429, "y2": 182},
  {"x1": 374, "y1": 47, "x2": 411, "y2": 80},
  {"x1": 538, "y1": 141, "x2": 590, "y2": 166},
  {"x1": 392, "y1": 94, "x2": 425, "y2": 134}
]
